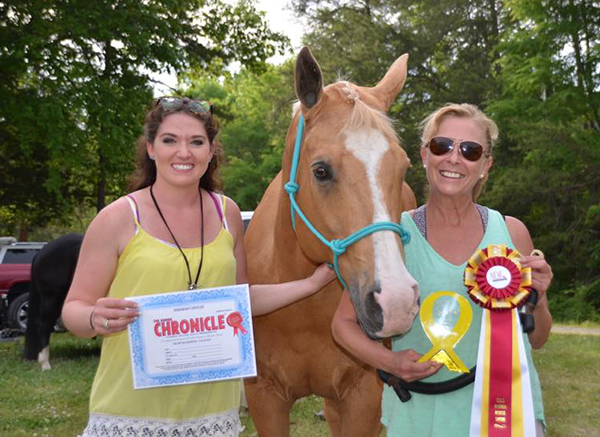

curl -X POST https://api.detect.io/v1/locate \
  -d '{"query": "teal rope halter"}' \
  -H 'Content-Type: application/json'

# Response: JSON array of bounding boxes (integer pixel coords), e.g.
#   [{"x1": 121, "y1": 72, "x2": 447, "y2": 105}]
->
[{"x1": 284, "y1": 114, "x2": 410, "y2": 289}]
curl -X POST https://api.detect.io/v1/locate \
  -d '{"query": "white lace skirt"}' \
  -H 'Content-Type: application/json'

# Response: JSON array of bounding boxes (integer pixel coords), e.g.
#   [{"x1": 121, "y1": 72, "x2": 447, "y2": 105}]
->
[{"x1": 80, "y1": 408, "x2": 242, "y2": 437}]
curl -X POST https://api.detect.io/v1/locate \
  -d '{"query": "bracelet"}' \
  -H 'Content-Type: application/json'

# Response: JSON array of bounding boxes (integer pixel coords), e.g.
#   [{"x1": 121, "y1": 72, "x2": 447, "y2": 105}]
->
[
  {"x1": 530, "y1": 249, "x2": 545, "y2": 258},
  {"x1": 89, "y1": 307, "x2": 96, "y2": 331}
]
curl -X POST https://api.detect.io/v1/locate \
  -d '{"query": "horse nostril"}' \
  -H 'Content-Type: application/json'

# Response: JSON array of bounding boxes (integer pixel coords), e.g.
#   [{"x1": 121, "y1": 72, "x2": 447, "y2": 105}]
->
[
  {"x1": 412, "y1": 283, "x2": 420, "y2": 307},
  {"x1": 364, "y1": 289, "x2": 384, "y2": 333}
]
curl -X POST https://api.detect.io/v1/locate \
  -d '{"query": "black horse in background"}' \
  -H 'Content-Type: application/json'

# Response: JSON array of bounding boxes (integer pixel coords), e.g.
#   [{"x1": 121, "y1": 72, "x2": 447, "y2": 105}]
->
[{"x1": 24, "y1": 233, "x2": 83, "y2": 370}]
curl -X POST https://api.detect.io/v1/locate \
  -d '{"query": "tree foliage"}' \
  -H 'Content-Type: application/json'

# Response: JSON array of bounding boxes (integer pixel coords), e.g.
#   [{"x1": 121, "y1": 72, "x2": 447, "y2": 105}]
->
[
  {"x1": 484, "y1": 0, "x2": 600, "y2": 319},
  {"x1": 184, "y1": 62, "x2": 296, "y2": 211},
  {"x1": 0, "y1": 0, "x2": 287, "y2": 237}
]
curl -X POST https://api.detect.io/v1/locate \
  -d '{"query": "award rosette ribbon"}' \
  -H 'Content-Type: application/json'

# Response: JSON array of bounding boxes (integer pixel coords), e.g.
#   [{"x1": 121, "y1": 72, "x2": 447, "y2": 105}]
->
[
  {"x1": 465, "y1": 244, "x2": 536, "y2": 437},
  {"x1": 227, "y1": 311, "x2": 247, "y2": 336}
]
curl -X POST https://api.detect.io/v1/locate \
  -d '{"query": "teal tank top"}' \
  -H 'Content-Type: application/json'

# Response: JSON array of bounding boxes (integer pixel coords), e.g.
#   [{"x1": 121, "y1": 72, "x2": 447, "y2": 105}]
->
[{"x1": 381, "y1": 208, "x2": 545, "y2": 436}]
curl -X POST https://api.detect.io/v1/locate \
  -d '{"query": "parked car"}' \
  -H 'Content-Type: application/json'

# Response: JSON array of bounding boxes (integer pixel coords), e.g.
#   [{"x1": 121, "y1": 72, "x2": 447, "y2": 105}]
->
[
  {"x1": 0, "y1": 241, "x2": 46, "y2": 332},
  {"x1": 241, "y1": 211, "x2": 254, "y2": 232}
]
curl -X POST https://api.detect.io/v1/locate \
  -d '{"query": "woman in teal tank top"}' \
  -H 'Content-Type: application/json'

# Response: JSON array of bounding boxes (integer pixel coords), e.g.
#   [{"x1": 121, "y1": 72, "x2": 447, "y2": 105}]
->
[
  {"x1": 62, "y1": 97, "x2": 335, "y2": 437},
  {"x1": 332, "y1": 104, "x2": 553, "y2": 436}
]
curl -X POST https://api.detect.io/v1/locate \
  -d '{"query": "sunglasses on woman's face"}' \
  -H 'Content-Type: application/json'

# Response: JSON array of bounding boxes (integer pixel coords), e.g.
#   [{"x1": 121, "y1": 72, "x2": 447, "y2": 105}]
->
[
  {"x1": 155, "y1": 97, "x2": 213, "y2": 115},
  {"x1": 427, "y1": 136, "x2": 489, "y2": 162}
]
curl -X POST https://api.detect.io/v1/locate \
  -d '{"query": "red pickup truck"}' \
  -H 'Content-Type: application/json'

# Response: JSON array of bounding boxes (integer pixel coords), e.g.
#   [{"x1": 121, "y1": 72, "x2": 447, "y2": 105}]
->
[{"x1": 0, "y1": 241, "x2": 46, "y2": 332}]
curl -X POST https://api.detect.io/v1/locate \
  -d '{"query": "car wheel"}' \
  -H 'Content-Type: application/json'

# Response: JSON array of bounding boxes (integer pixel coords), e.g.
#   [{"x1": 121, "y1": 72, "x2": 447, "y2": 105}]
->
[{"x1": 8, "y1": 292, "x2": 29, "y2": 333}]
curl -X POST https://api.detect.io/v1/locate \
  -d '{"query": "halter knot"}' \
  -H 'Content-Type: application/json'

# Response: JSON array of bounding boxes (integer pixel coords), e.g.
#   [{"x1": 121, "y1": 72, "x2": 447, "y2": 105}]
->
[
  {"x1": 330, "y1": 239, "x2": 346, "y2": 255},
  {"x1": 400, "y1": 226, "x2": 411, "y2": 244},
  {"x1": 284, "y1": 182, "x2": 299, "y2": 194}
]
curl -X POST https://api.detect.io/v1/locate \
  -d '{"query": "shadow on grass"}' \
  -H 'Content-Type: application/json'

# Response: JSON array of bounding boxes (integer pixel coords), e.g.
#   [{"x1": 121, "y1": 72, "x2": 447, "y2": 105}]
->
[
  {"x1": 49, "y1": 336, "x2": 101, "y2": 359},
  {"x1": 13, "y1": 332, "x2": 102, "y2": 363}
]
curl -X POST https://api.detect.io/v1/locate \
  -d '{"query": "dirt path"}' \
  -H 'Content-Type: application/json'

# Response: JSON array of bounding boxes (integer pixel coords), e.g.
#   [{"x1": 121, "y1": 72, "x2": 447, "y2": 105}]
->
[{"x1": 551, "y1": 325, "x2": 600, "y2": 336}]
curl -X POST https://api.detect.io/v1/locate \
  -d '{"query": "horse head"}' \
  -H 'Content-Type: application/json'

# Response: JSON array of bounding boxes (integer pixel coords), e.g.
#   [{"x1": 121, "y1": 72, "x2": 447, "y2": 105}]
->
[{"x1": 282, "y1": 47, "x2": 419, "y2": 340}]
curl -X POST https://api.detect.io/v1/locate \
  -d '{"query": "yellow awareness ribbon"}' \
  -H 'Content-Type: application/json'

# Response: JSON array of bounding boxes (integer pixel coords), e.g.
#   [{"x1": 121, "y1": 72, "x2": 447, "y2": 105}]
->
[{"x1": 418, "y1": 291, "x2": 473, "y2": 373}]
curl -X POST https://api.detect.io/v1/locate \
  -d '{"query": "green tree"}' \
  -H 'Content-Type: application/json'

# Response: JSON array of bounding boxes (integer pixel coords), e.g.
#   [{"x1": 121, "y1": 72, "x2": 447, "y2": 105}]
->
[
  {"x1": 484, "y1": 0, "x2": 600, "y2": 318},
  {"x1": 0, "y1": 0, "x2": 287, "y2": 238},
  {"x1": 185, "y1": 62, "x2": 297, "y2": 210}
]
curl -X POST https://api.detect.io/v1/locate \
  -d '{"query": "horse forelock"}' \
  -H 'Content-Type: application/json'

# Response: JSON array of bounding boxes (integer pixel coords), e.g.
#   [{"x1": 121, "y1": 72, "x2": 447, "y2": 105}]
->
[
  {"x1": 335, "y1": 82, "x2": 398, "y2": 144},
  {"x1": 291, "y1": 82, "x2": 398, "y2": 146}
]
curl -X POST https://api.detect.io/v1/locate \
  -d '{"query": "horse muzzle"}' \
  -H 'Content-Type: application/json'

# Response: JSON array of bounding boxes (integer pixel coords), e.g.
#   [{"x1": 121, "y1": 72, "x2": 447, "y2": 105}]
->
[{"x1": 350, "y1": 279, "x2": 420, "y2": 340}]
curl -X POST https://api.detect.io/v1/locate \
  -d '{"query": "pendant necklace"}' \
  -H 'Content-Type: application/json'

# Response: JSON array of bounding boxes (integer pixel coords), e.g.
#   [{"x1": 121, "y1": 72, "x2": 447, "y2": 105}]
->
[{"x1": 150, "y1": 184, "x2": 205, "y2": 290}]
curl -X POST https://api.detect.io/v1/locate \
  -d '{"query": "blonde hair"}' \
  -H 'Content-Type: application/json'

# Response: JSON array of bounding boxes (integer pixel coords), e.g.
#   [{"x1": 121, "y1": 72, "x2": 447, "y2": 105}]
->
[{"x1": 420, "y1": 103, "x2": 498, "y2": 200}]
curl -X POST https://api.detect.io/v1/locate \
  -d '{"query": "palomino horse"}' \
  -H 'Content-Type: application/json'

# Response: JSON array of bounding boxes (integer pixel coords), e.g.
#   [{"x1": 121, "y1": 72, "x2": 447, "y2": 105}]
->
[
  {"x1": 24, "y1": 233, "x2": 83, "y2": 370},
  {"x1": 244, "y1": 47, "x2": 419, "y2": 436}
]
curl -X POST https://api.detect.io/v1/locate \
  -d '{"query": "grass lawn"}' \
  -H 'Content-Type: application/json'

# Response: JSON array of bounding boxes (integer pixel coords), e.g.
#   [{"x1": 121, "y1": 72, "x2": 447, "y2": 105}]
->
[{"x1": 0, "y1": 331, "x2": 598, "y2": 436}]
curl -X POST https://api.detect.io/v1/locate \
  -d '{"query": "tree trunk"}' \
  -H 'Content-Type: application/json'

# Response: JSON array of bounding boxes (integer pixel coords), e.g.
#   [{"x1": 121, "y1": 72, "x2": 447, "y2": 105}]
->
[
  {"x1": 19, "y1": 225, "x2": 28, "y2": 242},
  {"x1": 97, "y1": 151, "x2": 106, "y2": 212}
]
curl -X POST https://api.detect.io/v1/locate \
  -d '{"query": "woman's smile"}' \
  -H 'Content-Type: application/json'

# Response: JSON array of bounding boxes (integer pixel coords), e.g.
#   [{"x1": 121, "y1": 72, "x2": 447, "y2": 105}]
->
[
  {"x1": 439, "y1": 170, "x2": 464, "y2": 179},
  {"x1": 171, "y1": 163, "x2": 195, "y2": 172}
]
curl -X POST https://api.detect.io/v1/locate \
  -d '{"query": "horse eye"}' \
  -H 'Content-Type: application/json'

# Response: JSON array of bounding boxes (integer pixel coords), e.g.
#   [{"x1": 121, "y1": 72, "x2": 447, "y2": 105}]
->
[{"x1": 313, "y1": 165, "x2": 331, "y2": 181}]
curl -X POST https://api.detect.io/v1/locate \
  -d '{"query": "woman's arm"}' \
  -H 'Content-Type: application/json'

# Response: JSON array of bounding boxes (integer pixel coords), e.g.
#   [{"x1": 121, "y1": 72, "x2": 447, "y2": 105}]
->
[
  {"x1": 332, "y1": 291, "x2": 441, "y2": 381},
  {"x1": 62, "y1": 199, "x2": 140, "y2": 338},
  {"x1": 506, "y1": 216, "x2": 553, "y2": 348},
  {"x1": 227, "y1": 198, "x2": 336, "y2": 316}
]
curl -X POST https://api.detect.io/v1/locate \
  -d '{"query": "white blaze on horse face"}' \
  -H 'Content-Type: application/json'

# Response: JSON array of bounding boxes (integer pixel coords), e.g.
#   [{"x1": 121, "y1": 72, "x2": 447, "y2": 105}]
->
[{"x1": 345, "y1": 128, "x2": 420, "y2": 337}]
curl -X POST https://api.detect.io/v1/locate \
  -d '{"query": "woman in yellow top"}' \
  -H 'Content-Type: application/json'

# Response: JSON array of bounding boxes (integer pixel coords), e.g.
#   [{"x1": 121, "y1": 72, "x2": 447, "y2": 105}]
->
[{"x1": 62, "y1": 97, "x2": 335, "y2": 437}]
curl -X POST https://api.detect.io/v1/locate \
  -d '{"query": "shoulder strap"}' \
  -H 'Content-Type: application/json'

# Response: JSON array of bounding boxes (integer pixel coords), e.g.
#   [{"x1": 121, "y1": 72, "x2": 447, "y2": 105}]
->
[
  {"x1": 207, "y1": 191, "x2": 229, "y2": 231},
  {"x1": 125, "y1": 195, "x2": 141, "y2": 229},
  {"x1": 220, "y1": 195, "x2": 230, "y2": 231},
  {"x1": 475, "y1": 204, "x2": 489, "y2": 231},
  {"x1": 416, "y1": 204, "x2": 489, "y2": 241},
  {"x1": 413, "y1": 204, "x2": 428, "y2": 240}
]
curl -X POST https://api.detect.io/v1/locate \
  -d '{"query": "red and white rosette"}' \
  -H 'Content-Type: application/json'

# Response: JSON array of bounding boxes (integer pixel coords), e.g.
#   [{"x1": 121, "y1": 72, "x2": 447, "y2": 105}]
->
[
  {"x1": 465, "y1": 244, "x2": 532, "y2": 310},
  {"x1": 465, "y1": 245, "x2": 536, "y2": 437}
]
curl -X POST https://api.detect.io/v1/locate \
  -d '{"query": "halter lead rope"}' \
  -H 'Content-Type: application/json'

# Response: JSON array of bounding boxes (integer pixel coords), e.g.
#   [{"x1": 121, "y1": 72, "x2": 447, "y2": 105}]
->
[{"x1": 284, "y1": 114, "x2": 410, "y2": 289}]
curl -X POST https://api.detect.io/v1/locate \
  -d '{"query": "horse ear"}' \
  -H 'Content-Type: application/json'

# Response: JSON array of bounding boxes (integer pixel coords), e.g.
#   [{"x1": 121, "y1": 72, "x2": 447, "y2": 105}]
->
[
  {"x1": 295, "y1": 46, "x2": 323, "y2": 109},
  {"x1": 371, "y1": 54, "x2": 409, "y2": 110}
]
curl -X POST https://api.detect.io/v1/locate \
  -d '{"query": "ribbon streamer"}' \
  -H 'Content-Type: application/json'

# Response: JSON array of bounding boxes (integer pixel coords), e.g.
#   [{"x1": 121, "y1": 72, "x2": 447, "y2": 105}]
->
[{"x1": 466, "y1": 245, "x2": 536, "y2": 437}]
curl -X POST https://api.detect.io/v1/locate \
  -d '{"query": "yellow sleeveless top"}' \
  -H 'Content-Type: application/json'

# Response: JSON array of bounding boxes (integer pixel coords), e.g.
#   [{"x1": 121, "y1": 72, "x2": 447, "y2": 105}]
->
[{"x1": 86, "y1": 194, "x2": 241, "y2": 434}]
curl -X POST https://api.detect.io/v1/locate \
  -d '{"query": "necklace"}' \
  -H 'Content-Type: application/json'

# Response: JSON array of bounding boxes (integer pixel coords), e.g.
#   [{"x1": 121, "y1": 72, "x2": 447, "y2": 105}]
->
[{"x1": 150, "y1": 184, "x2": 205, "y2": 290}]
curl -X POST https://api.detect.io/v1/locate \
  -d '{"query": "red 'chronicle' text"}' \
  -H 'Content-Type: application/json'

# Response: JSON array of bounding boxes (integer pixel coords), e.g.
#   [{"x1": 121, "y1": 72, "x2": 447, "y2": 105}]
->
[{"x1": 153, "y1": 315, "x2": 226, "y2": 337}]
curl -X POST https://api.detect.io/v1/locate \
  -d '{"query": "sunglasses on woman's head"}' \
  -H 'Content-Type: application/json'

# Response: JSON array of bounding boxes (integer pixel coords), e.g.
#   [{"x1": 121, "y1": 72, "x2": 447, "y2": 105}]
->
[
  {"x1": 155, "y1": 97, "x2": 213, "y2": 115},
  {"x1": 426, "y1": 136, "x2": 489, "y2": 162}
]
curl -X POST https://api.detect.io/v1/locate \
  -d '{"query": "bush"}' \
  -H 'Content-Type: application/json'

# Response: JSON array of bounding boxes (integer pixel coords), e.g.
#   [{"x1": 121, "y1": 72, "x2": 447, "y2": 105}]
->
[{"x1": 550, "y1": 281, "x2": 600, "y2": 323}]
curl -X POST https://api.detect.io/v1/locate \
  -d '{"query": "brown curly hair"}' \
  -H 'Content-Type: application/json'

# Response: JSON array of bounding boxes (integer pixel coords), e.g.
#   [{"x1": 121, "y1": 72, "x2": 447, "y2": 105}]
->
[{"x1": 129, "y1": 98, "x2": 223, "y2": 192}]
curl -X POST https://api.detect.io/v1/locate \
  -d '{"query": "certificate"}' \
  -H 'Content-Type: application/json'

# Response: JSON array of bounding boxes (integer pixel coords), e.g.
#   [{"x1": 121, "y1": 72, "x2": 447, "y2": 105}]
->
[{"x1": 127, "y1": 284, "x2": 256, "y2": 390}]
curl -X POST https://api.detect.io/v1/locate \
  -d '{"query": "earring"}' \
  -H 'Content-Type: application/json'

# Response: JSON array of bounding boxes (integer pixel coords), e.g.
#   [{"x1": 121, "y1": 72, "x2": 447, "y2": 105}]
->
[
  {"x1": 480, "y1": 173, "x2": 485, "y2": 179},
  {"x1": 423, "y1": 164, "x2": 427, "y2": 169},
  {"x1": 149, "y1": 155, "x2": 155, "y2": 161}
]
